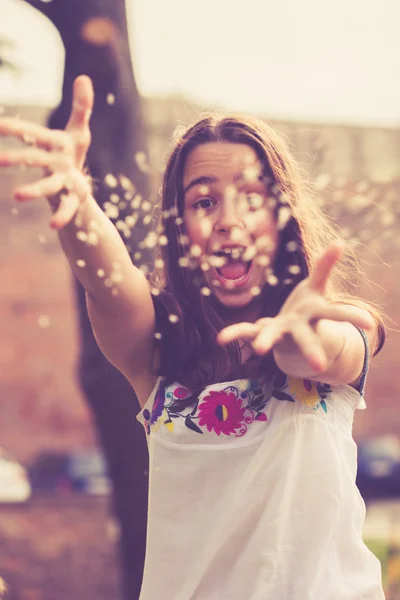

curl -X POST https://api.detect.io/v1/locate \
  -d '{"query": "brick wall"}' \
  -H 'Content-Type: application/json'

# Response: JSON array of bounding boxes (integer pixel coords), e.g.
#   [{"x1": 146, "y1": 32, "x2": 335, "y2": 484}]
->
[{"x1": 0, "y1": 103, "x2": 399, "y2": 461}]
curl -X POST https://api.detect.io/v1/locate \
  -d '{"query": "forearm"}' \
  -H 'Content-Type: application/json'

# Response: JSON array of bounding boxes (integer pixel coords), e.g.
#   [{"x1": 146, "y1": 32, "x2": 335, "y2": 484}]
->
[
  {"x1": 273, "y1": 320, "x2": 363, "y2": 384},
  {"x1": 55, "y1": 195, "x2": 139, "y2": 306}
]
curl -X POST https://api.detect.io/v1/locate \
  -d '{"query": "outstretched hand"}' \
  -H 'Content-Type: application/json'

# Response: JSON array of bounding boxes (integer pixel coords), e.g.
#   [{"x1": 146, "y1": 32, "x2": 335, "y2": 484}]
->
[
  {"x1": 217, "y1": 243, "x2": 374, "y2": 373},
  {"x1": 0, "y1": 75, "x2": 94, "y2": 229}
]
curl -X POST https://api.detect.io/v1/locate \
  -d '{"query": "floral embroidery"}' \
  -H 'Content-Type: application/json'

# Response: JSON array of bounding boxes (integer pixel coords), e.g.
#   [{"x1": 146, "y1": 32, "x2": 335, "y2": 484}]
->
[
  {"x1": 288, "y1": 378, "x2": 320, "y2": 408},
  {"x1": 140, "y1": 372, "x2": 332, "y2": 437},
  {"x1": 198, "y1": 390, "x2": 246, "y2": 436},
  {"x1": 287, "y1": 378, "x2": 332, "y2": 413}
]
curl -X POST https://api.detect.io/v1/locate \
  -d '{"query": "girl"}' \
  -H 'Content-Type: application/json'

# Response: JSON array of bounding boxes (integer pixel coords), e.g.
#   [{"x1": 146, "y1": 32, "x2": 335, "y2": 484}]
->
[{"x1": 0, "y1": 76, "x2": 386, "y2": 599}]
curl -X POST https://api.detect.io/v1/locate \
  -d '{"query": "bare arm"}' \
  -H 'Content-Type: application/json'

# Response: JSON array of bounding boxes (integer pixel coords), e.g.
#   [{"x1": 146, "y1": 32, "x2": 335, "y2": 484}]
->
[
  {"x1": 0, "y1": 76, "x2": 155, "y2": 383},
  {"x1": 272, "y1": 318, "x2": 377, "y2": 385}
]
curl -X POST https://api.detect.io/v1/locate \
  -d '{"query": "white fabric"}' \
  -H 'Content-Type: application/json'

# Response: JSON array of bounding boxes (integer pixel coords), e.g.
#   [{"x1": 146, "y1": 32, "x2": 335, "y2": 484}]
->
[{"x1": 137, "y1": 375, "x2": 384, "y2": 600}]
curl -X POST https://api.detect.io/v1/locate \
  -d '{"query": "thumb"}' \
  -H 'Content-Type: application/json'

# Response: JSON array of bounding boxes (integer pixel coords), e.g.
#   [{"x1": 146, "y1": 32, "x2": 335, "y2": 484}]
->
[{"x1": 66, "y1": 75, "x2": 94, "y2": 132}]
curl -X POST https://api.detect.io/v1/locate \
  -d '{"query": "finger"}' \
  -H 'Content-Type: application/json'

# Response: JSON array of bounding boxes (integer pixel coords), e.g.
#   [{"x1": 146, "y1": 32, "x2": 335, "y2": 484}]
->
[
  {"x1": 50, "y1": 193, "x2": 80, "y2": 230},
  {"x1": 217, "y1": 323, "x2": 260, "y2": 345},
  {"x1": 0, "y1": 147, "x2": 69, "y2": 170},
  {"x1": 309, "y1": 242, "x2": 344, "y2": 292},
  {"x1": 14, "y1": 172, "x2": 67, "y2": 201},
  {"x1": 0, "y1": 117, "x2": 67, "y2": 150},
  {"x1": 290, "y1": 323, "x2": 327, "y2": 372},
  {"x1": 252, "y1": 322, "x2": 283, "y2": 355},
  {"x1": 313, "y1": 305, "x2": 375, "y2": 330},
  {"x1": 66, "y1": 76, "x2": 93, "y2": 169},
  {"x1": 66, "y1": 75, "x2": 94, "y2": 131}
]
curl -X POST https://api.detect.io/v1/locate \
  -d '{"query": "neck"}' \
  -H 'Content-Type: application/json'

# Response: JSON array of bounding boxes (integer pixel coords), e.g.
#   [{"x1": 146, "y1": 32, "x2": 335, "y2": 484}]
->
[{"x1": 216, "y1": 297, "x2": 263, "y2": 326}]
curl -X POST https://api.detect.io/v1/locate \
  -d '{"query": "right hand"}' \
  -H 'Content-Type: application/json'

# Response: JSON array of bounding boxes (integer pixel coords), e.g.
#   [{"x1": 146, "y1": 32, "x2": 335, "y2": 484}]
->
[{"x1": 0, "y1": 75, "x2": 94, "y2": 229}]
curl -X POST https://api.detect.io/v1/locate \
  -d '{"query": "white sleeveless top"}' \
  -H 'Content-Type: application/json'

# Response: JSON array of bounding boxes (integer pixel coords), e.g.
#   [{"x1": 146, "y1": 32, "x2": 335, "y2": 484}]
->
[{"x1": 137, "y1": 355, "x2": 384, "y2": 599}]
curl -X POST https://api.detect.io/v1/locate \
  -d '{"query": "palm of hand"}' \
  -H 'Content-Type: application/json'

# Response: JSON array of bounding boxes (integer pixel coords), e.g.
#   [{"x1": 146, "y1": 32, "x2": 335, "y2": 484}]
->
[
  {"x1": 0, "y1": 75, "x2": 94, "y2": 229},
  {"x1": 218, "y1": 243, "x2": 373, "y2": 373}
]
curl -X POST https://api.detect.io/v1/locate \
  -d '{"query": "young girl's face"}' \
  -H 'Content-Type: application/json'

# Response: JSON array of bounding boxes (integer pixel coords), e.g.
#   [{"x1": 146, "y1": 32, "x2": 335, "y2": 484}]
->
[{"x1": 183, "y1": 142, "x2": 279, "y2": 309}]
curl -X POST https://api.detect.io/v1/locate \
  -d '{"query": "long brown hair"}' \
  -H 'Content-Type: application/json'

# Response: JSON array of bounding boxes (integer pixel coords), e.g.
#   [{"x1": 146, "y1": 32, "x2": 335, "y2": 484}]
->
[{"x1": 149, "y1": 114, "x2": 385, "y2": 391}]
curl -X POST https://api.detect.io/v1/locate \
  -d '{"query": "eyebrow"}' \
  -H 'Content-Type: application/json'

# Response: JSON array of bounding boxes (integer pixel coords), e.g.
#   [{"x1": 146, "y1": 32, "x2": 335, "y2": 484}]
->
[
  {"x1": 183, "y1": 172, "x2": 265, "y2": 195},
  {"x1": 183, "y1": 176, "x2": 218, "y2": 195}
]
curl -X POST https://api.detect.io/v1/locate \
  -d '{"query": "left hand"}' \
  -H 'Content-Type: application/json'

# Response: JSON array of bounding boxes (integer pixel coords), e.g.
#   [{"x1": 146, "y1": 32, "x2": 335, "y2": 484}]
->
[{"x1": 217, "y1": 242, "x2": 374, "y2": 373}]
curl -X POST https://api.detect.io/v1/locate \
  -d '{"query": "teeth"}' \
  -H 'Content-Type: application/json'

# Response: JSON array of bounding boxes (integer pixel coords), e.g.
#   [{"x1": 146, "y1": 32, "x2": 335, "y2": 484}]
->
[
  {"x1": 214, "y1": 247, "x2": 245, "y2": 259},
  {"x1": 209, "y1": 255, "x2": 227, "y2": 268}
]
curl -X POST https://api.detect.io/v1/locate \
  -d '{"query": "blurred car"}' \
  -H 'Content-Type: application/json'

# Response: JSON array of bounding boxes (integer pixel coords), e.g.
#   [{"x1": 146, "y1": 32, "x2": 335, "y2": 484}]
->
[
  {"x1": 357, "y1": 435, "x2": 400, "y2": 500},
  {"x1": 28, "y1": 450, "x2": 111, "y2": 496},
  {"x1": 0, "y1": 448, "x2": 31, "y2": 503}
]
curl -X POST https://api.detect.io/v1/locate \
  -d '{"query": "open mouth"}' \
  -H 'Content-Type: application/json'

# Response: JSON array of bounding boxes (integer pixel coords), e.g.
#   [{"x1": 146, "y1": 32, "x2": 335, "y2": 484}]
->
[{"x1": 211, "y1": 247, "x2": 253, "y2": 286}]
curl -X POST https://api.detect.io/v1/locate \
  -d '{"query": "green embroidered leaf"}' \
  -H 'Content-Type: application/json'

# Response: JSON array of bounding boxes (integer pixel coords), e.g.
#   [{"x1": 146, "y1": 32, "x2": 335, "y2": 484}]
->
[
  {"x1": 185, "y1": 416, "x2": 203, "y2": 434},
  {"x1": 168, "y1": 400, "x2": 189, "y2": 413},
  {"x1": 273, "y1": 390, "x2": 295, "y2": 402},
  {"x1": 274, "y1": 371, "x2": 287, "y2": 389}
]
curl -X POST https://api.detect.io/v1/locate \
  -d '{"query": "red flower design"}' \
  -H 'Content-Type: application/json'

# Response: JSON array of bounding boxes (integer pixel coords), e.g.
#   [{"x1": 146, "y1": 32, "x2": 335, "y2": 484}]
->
[
  {"x1": 174, "y1": 387, "x2": 188, "y2": 399},
  {"x1": 198, "y1": 390, "x2": 246, "y2": 436}
]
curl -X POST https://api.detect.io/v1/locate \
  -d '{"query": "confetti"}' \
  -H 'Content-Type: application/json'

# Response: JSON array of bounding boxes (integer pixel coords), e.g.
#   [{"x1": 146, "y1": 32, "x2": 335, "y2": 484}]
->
[
  {"x1": 135, "y1": 151, "x2": 150, "y2": 172},
  {"x1": 87, "y1": 232, "x2": 99, "y2": 246},
  {"x1": 288, "y1": 265, "x2": 301, "y2": 275},
  {"x1": 190, "y1": 244, "x2": 202, "y2": 257},
  {"x1": 201, "y1": 287, "x2": 212, "y2": 296},
  {"x1": 76, "y1": 231, "x2": 88, "y2": 242},
  {"x1": 104, "y1": 203, "x2": 119, "y2": 219},
  {"x1": 256, "y1": 255, "x2": 270, "y2": 266},
  {"x1": 105, "y1": 174, "x2": 118, "y2": 188},
  {"x1": 266, "y1": 273, "x2": 278, "y2": 286},
  {"x1": 143, "y1": 214, "x2": 152, "y2": 226},
  {"x1": 154, "y1": 332, "x2": 162, "y2": 340},
  {"x1": 97, "y1": 269, "x2": 105, "y2": 278},
  {"x1": 277, "y1": 206, "x2": 292, "y2": 230},
  {"x1": 285, "y1": 241, "x2": 298, "y2": 252},
  {"x1": 142, "y1": 201, "x2": 152, "y2": 212},
  {"x1": 38, "y1": 315, "x2": 50, "y2": 328},
  {"x1": 125, "y1": 215, "x2": 138, "y2": 228},
  {"x1": 76, "y1": 259, "x2": 86, "y2": 268},
  {"x1": 131, "y1": 195, "x2": 142, "y2": 210},
  {"x1": 107, "y1": 93, "x2": 115, "y2": 105},
  {"x1": 168, "y1": 314, "x2": 179, "y2": 323},
  {"x1": 120, "y1": 175, "x2": 135, "y2": 191},
  {"x1": 250, "y1": 286, "x2": 261, "y2": 296}
]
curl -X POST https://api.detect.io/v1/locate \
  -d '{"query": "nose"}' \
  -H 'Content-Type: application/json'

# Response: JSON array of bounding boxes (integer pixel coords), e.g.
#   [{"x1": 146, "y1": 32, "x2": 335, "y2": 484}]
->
[{"x1": 214, "y1": 191, "x2": 245, "y2": 233}]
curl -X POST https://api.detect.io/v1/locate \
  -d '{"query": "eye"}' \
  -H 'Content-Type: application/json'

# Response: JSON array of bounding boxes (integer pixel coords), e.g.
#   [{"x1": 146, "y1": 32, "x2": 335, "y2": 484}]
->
[{"x1": 193, "y1": 197, "x2": 216, "y2": 210}]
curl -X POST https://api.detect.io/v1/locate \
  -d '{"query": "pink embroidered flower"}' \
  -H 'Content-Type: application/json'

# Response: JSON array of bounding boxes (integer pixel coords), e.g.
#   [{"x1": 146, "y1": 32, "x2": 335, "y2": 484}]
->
[
  {"x1": 174, "y1": 387, "x2": 188, "y2": 399},
  {"x1": 198, "y1": 390, "x2": 246, "y2": 436}
]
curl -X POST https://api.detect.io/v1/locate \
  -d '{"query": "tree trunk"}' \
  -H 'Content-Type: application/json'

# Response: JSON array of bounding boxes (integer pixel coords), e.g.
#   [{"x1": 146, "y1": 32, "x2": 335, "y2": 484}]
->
[{"x1": 24, "y1": 2, "x2": 150, "y2": 598}]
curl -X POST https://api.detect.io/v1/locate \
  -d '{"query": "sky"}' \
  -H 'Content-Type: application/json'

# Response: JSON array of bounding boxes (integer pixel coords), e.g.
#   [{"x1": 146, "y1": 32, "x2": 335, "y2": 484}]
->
[
  {"x1": 1, "y1": 0, "x2": 400, "y2": 127},
  {"x1": 129, "y1": 0, "x2": 400, "y2": 126}
]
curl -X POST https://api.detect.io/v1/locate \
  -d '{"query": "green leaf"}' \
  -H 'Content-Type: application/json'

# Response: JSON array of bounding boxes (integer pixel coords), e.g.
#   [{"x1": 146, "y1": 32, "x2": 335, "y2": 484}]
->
[
  {"x1": 185, "y1": 416, "x2": 203, "y2": 434},
  {"x1": 273, "y1": 390, "x2": 294, "y2": 402}
]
